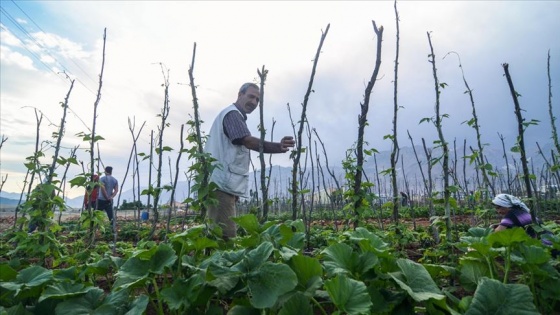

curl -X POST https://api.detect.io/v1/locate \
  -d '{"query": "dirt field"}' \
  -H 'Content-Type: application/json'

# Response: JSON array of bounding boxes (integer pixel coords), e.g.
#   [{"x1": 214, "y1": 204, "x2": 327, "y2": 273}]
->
[{"x1": 0, "y1": 210, "x2": 144, "y2": 232}]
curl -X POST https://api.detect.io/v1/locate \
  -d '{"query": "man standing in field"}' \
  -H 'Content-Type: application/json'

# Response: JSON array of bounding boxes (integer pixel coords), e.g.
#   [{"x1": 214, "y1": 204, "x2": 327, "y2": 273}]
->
[
  {"x1": 205, "y1": 82, "x2": 295, "y2": 239},
  {"x1": 97, "y1": 166, "x2": 119, "y2": 228}
]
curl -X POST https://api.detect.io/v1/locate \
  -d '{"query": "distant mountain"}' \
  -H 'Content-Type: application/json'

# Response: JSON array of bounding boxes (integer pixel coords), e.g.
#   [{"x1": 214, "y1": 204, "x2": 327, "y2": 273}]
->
[
  {"x1": 0, "y1": 191, "x2": 24, "y2": 208},
  {"x1": 0, "y1": 191, "x2": 23, "y2": 201},
  {"x1": 0, "y1": 197, "x2": 20, "y2": 206}
]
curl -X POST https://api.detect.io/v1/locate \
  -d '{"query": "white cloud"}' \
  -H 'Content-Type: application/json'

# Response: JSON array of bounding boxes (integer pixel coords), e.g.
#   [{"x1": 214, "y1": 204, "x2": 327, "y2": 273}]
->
[
  {"x1": 40, "y1": 53, "x2": 55, "y2": 64},
  {"x1": 32, "y1": 31, "x2": 91, "y2": 59},
  {"x1": 0, "y1": 25, "x2": 23, "y2": 47},
  {"x1": 0, "y1": 45, "x2": 36, "y2": 70}
]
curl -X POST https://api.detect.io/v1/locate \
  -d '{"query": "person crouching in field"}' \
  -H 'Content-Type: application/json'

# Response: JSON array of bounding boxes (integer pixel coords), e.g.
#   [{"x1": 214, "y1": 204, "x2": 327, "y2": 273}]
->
[{"x1": 491, "y1": 193, "x2": 557, "y2": 256}]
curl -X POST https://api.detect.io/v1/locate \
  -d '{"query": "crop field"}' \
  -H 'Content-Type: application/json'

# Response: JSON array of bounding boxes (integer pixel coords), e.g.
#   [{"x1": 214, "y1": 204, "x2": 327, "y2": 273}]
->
[{"x1": 1, "y1": 201, "x2": 559, "y2": 314}]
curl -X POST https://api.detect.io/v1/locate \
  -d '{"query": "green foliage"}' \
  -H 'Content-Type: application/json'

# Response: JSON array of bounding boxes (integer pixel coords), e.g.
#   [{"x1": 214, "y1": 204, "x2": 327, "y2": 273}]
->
[
  {"x1": 2, "y1": 209, "x2": 560, "y2": 314},
  {"x1": 340, "y1": 146, "x2": 378, "y2": 227},
  {"x1": 466, "y1": 278, "x2": 540, "y2": 315},
  {"x1": 324, "y1": 274, "x2": 373, "y2": 314},
  {"x1": 457, "y1": 227, "x2": 560, "y2": 313},
  {"x1": 9, "y1": 183, "x2": 67, "y2": 266},
  {"x1": 119, "y1": 199, "x2": 144, "y2": 210}
]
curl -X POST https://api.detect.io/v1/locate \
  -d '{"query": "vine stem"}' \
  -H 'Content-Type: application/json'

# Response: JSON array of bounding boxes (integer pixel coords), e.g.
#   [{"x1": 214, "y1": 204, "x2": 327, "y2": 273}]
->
[
  {"x1": 311, "y1": 297, "x2": 328, "y2": 315},
  {"x1": 486, "y1": 256, "x2": 495, "y2": 280},
  {"x1": 503, "y1": 247, "x2": 511, "y2": 284},
  {"x1": 152, "y1": 278, "x2": 164, "y2": 314}
]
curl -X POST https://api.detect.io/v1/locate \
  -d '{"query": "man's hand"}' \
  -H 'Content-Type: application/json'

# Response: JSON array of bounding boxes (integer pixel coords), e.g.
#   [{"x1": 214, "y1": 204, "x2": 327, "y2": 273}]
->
[{"x1": 280, "y1": 136, "x2": 295, "y2": 152}]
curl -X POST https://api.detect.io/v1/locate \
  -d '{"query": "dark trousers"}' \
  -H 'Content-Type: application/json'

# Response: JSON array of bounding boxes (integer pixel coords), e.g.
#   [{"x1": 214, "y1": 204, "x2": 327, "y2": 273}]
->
[{"x1": 96, "y1": 199, "x2": 114, "y2": 224}]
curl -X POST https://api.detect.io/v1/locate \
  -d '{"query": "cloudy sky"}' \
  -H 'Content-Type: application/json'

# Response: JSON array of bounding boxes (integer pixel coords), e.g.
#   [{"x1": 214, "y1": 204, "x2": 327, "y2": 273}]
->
[{"x1": 1, "y1": 1, "x2": 559, "y2": 199}]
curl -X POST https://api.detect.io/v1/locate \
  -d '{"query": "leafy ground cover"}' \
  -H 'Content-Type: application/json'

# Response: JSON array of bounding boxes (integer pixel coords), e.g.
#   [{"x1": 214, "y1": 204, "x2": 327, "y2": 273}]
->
[{"x1": 1, "y1": 212, "x2": 559, "y2": 315}]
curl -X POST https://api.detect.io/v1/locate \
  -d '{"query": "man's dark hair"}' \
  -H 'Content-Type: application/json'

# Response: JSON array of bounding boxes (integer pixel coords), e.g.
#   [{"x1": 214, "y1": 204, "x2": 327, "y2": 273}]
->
[{"x1": 105, "y1": 166, "x2": 113, "y2": 174}]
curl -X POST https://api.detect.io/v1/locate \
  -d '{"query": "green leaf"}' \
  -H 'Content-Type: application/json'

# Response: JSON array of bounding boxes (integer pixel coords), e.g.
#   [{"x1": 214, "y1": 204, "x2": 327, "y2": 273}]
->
[
  {"x1": 347, "y1": 227, "x2": 390, "y2": 257},
  {"x1": 0, "y1": 264, "x2": 17, "y2": 281},
  {"x1": 465, "y1": 278, "x2": 539, "y2": 314},
  {"x1": 229, "y1": 305, "x2": 261, "y2": 315},
  {"x1": 518, "y1": 244, "x2": 551, "y2": 265},
  {"x1": 233, "y1": 241, "x2": 274, "y2": 273},
  {"x1": 488, "y1": 227, "x2": 531, "y2": 247},
  {"x1": 2, "y1": 304, "x2": 28, "y2": 315},
  {"x1": 148, "y1": 244, "x2": 177, "y2": 274},
  {"x1": 324, "y1": 274, "x2": 373, "y2": 315},
  {"x1": 55, "y1": 289, "x2": 128, "y2": 315},
  {"x1": 279, "y1": 292, "x2": 313, "y2": 315},
  {"x1": 13, "y1": 265, "x2": 53, "y2": 290},
  {"x1": 161, "y1": 274, "x2": 204, "y2": 310},
  {"x1": 84, "y1": 257, "x2": 113, "y2": 277},
  {"x1": 125, "y1": 294, "x2": 149, "y2": 315},
  {"x1": 459, "y1": 258, "x2": 491, "y2": 291},
  {"x1": 38, "y1": 282, "x2": 93, "y2": 302},
  {"x1": 54, "y1": 288, "x2": 106, "y2": 314},
  {"x1": 419, "y1": 117, "x2": 432, "y2": 124},
  {"x1": 467, "y1": 227, "x2": 492, "y2": 238},
  {"x1": 192, "y1": 236, "x2": 219, "y2": 252},
  {"x1": 113, "y1": 258, "x2": 150, "y2": 290},
  {"x1": 423, "y1": 263, "x2": 456, "y2": 280},
  {"x1": 463, "y1": 118, "x2": 476, "y2": 127},
  {"x1": 379, "y1": 168, "x2": 392, "y2": 176},
  {"x1": 233, "y1": 214, "x2": 261, "y2": 235},
  {"x1": 289, "y1": 255, "x2": 323, "y2": 296},
  {"x1": 448, "y1": 185, "x2": 459, "y2": 193},
  {"x1": 114, "y1": 243, "x2": 177, "y2": 288},
  {"x1": 206, "y1": 261, "x2": 242, "y2": 294},
  {"x1": 364, "y1": 148, "x2": 379, "y2": 155},
  {"x1": 98, "y1": 288, "x2": 131, "y2": 312},
  {"x1": 390, "y1": 259, "x2": 445, "y2": 302},
  {"x1": 260, "y1": 223, "x2": 292, "y2": 247},
  {"x1": 321, "y1": 243, "x2": 356, "y2": 277},
  {"x1": 247, "y1": 262, "x2": 298, "y2": 309}
]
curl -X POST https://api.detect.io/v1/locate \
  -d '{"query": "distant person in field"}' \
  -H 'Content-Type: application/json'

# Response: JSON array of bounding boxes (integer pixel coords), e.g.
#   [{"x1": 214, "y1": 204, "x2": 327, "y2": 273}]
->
[
  {"x1": 400, "y1": 191, "x2": 408, "y2": 207},
  {"x1": 204, "y1": 82, "x2": 295, "y2": 239},
  {"x1": 97, "y1": 166, "x2": 118, "y2": 227},
  {"x1": 491, "y1": 193, "x2": 554, "y2": 247},
  {"x1": 467, "y1": 190, "x2": 475, "y2": 208},
  {"x1": 83, "y1": 174, "x2": 100, "y2": 209}
]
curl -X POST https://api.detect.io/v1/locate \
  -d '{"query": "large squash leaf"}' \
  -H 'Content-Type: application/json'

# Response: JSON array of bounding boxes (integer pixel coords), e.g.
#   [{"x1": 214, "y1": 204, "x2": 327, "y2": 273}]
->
[
  {"x1": 389, "y1": 259, "x2": 445, "y2": 302},
  {"x1": 465, "y1": 278, "x2": 539, "y2": 315},
  {"x1": 324, "y1": 274, "x2": 372, "y2": 315}
]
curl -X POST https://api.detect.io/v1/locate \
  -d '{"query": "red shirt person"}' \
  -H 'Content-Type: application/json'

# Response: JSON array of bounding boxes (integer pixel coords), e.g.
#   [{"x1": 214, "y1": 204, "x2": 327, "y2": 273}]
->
[{"x1": 83, "y1": 174, "x2": 100, "y2": 209}]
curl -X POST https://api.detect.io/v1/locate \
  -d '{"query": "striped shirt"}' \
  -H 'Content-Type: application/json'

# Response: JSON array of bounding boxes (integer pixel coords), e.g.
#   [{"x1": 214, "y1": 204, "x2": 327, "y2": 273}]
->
[
  {"x1": 500, "y1": 208, "x2": 532, "y2": 228},
  {"x1": 501, "y1": 207, "x2": 552, "y2": 246},
  {"x1": 223, "y1": 109, "x2": 251, "y2": 145}
]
